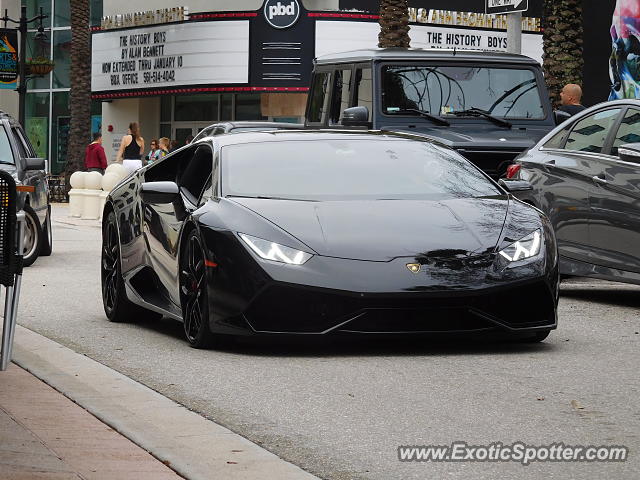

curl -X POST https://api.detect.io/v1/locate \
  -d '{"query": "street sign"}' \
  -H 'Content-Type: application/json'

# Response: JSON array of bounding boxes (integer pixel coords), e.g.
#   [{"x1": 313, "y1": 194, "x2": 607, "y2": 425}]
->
[{"x1": 485, "y1": 0, "x2": 528, "y2": 15}]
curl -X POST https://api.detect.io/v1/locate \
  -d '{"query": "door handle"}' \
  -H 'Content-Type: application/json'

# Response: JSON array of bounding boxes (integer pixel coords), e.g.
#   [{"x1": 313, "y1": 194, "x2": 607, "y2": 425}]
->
[{"x1": 592, "y1": 173, "x2": 607, "y2": 185}]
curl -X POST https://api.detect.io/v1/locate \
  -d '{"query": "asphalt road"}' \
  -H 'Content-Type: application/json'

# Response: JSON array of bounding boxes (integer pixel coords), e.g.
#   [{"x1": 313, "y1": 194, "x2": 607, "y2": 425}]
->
[{"x1": 14, "y1": 205, "x2": 640, "y2": 480}]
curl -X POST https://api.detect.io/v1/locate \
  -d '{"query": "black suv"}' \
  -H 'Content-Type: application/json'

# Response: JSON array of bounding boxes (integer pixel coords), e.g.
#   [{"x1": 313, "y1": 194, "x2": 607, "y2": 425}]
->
[
  {"x1": 0, "y1": 110, "x2": 52, "y2": 266},
  {"x1": 305, "y1": 48, "x2": 562, "y2": 179}
]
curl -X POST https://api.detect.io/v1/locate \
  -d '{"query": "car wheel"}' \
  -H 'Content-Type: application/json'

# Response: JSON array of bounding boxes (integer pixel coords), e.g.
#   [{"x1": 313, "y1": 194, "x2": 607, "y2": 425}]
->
[
  {"x1": 22, "y1": 205, "x2": 42, "y2": 267},
  {"x1": 101, "y1": 211, "x2": 161, "y2": 322},
  {"x1": 180, "y1": 230, "x2": 216, "y2": 348},
  {"x1": 39, "y1": 205, "x2": 53, "y2": 256}
]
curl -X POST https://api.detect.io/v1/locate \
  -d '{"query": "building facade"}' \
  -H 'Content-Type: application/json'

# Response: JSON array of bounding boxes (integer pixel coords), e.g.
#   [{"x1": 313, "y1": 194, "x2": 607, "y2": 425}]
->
[{"x1": 1, "y1": 0, "x2": 549, "y2": 171}]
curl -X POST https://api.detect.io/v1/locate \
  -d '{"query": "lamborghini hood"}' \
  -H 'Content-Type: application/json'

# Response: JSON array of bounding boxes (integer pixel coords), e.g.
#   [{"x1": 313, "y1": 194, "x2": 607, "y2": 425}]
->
[{"x1": 230, "y1": 197, "x2": 510, "y2": 262}]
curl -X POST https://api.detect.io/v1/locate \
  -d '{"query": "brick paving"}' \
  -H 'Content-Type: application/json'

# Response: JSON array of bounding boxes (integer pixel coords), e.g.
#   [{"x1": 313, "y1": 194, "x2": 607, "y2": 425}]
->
[{"x1": 0, "y1": 364, "x2": 183, "y2": 480}]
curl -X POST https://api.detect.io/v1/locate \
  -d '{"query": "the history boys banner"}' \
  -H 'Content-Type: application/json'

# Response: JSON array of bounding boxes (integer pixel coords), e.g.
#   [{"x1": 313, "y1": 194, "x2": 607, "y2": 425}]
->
[
  {"x1": 91, "y1": 21, "x2": 249, "y2": 92},
  {"x1": 0, "y1": 29, "x2": 18, "y2": 90}
]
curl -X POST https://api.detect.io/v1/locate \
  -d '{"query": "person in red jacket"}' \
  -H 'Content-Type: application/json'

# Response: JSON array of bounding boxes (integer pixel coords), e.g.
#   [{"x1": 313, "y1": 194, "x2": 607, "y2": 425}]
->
[{"x1": 84, "y1": 132, "x2": 108, "y2": 174}]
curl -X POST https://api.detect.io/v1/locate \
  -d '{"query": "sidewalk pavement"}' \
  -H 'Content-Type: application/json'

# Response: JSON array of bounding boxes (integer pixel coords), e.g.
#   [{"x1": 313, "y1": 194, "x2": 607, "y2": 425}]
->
[{"x1": 0, "y1": 363, "x2": 182, "y2": 480}]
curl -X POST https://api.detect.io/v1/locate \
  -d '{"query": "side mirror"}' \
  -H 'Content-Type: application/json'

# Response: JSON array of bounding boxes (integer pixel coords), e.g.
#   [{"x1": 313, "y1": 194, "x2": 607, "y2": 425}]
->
[
  {"x1": 24, "y1": 158, "x2": 45, "y2": 171},
  {"x1": 341, "y1": 106, "x2": 370, "y2": 127},
  {"x1": 140, "y1": 181, "x2": 180, "y2": 204},
  {"x1": 499, "y1": 179, "x2": 534, "y2": 193},
  {"x1": 618, "y1": 143, "x2": 640, "y2": 163},
  {"x1": 554, "y1": 110, "x2": 571, "y2": 125}
]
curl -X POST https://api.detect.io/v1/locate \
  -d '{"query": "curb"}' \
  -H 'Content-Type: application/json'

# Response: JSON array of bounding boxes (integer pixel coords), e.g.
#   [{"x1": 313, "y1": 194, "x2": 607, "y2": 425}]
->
[{"x1": 12, "y1": 326, "x2": 319, "y2": 480}]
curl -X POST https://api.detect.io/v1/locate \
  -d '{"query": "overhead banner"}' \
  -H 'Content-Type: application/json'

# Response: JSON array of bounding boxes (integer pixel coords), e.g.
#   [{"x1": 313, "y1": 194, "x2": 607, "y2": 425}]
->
[
  {"x1": 91, "y1": 21, "x2": 249, "y2": 92},
  {"x1": 0, "y1": 29, "x2": 18, "y2": 90}
]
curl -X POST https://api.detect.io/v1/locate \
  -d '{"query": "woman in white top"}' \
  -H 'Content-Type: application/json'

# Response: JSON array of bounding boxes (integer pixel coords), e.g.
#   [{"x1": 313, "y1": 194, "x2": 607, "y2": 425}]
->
[{"x1": 117, "y1": 122, "x2": 145, "y2": 173}]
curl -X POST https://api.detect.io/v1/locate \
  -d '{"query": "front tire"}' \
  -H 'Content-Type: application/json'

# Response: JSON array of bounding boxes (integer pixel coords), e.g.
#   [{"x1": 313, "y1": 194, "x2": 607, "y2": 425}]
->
[
  {"x1": 101, "y1": 211, "x2": 161, "y2": 322},
  {"x1": 180, "y1": 230, "x2": 216, "y2": 348},
  {"x1": 22, "y1": 205, "x2": 42, "y2": 267},
  {"x1": 40, "y1": 205, "x2": 53, "y2": 256}
]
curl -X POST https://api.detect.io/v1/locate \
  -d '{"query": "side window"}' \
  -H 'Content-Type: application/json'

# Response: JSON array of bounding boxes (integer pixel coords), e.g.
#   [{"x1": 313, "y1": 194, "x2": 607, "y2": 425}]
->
[
  {"x1": 179, "y1": 145, "x2": 213, "y2": 205},
  {"x1": 329, "y1": 69, "x2": 352, "y2": 125},
  {"x1": 199, "y1": 156, "x2": 219, "y2": 204},
  {"x1": 0, "y1": 127, "x2": 15, "y2": 165},
  {"x1": 14, "y1": 128, "x2": 35, "y2": 157},
  {"x1": 565, "y1": 109, "x2": 621, "y2": 154},
  {"x1": 543, "y1": 126, "x2": 571, "y2": 149},
  {"x1": 307, "y1": 71, "x2": 331, "y2": 124},
  {"x1": 612, "y1": 108, "x2": 640, "y2": 157},
  {"x1": 11, "y1": 128, "x2": 28, "y2": 159},
  {"x1": 353, "y1": 67, "x2": 373, "y2": 121}
]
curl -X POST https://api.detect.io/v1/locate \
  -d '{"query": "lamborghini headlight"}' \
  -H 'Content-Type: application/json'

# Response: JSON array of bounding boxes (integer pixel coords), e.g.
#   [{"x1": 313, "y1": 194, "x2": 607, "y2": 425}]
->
[
  {"x1": 498, "y1": 230, "x2": 542, "y2": 263},
  {"x1": 239, "y1": 233, "x2": 313, "y2": 265}
]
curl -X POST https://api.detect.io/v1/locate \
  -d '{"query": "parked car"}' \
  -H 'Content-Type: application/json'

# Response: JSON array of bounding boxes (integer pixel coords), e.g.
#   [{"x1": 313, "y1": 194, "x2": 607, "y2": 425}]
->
[
  {"x1": 191, "y1": 121, "x2": 303, "y2": 143},
  {"x1": 101, "y1": 130, "x2": 559, "y2": 348},
  {"x1": 509, "y1": 99, "x2": 640, "y2": 285},
  {"x1": 0, "y1": 110, "x2": 52, "y2": 266},
  {"x1": 304, "y1": 48, "x2": 565, "y2": 179}
]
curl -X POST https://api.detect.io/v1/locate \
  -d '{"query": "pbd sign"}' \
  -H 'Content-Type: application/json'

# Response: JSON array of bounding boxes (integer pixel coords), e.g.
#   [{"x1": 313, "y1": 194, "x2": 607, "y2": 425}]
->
[
  {"x1": 485, "y1": 0, "x2": 528, "y2": 15},
  {"x1": 263, "y1": 0, "x2": 300, "y2": 29}
]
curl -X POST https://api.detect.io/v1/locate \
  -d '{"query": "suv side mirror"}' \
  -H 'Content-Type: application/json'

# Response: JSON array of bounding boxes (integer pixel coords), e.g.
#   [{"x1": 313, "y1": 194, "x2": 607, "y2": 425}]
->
[
  {"x1": 341, "y1": 106, "x2": 370, "y2": 127},
  {"x1": 499, "y1": 179, "x2": 533, "y2": 192},
  {"x1": 24, "y1": 158, "x2": 45, "y2": 171},
  {"x1": 140, "y1": 181, "x2": 180, "y2": 204},
  {"x1": 618, "y1": 143, "x2": 640, "y2": 163},
  {"x1": 554, "y1": 110, "x2": 571, "y2": 125}
]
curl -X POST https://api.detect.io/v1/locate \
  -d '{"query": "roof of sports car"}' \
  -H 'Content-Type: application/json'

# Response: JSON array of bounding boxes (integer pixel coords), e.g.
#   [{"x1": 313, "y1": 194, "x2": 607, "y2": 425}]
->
[{"x1": 197, "y1": 129, "x2": 436, "y2": 147}]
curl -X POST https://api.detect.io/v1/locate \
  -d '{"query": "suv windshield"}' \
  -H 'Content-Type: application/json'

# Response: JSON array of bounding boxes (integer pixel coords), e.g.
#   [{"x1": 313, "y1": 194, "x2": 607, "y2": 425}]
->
[
  {"x1": 222, "y1": 138, "x2": 500, "y2": 201},
  {"x1": 382, "y1": 65, "x2": 545, "y2": 120}
]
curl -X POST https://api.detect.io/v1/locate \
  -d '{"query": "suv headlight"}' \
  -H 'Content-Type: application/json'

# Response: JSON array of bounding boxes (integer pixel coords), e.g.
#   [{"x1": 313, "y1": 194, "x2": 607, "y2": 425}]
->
[
  {"x1": 498, "y1": 230, "x2": 542, "y2": 263},
  {"x1": 239, "y1": 233, "x2": 313, "y2": 265}
]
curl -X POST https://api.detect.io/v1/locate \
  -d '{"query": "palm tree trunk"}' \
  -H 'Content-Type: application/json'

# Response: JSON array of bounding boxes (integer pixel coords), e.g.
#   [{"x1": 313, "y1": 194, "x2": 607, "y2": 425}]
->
[
  {"x1": 378, "y1": 0, "x2": 410, "y2": 48},
  {"x1": 542, "y1": 0, "x2": 584, "y2": 106},
  {"x1": 65, "y1": 0, "x2": 91, "y2": 189}
]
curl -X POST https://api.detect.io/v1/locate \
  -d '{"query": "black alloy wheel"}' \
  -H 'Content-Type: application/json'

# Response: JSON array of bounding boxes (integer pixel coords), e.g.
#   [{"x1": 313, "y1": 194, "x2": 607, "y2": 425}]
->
[
  {"x1": 22, "y1": 205, "x2": 42, "y2": 267},
  {"x1": 102, "y1": 211, "x2": 161, "y2": 322},
  {"x1": 180, "y1": 230, "x2": 215, "y2": 348}
]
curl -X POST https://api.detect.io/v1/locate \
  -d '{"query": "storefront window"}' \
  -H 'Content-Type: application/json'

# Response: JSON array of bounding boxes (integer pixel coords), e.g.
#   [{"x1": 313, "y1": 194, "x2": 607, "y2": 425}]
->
[
  {"x1": 175, "y1": 95, "x2": 219, "y2": 122},
  {"x1": 235, "y1": 94, "x2": 265, "y2": 121},
  {"x1": 52, "y1": 30, "x2": 71, "y2": 89},
  {"x1": 26, "y1": 32, "x2": 51, "y2": 89},
  {"x1": 25, "y1": 93, "x2": 50, "y2": 161},
  {"x1": 51, "y1": 92, "x2": 70, "y2": 174},
  {"x1": 26, "y1": 0, "x2": 51, "y2": 28},
  {"x1": 54, "y1": 0, "x2": 70, "y2": 27},
  {"x1": 221, "y1": 94, "x2": 233, "y2": 121},
  {"x1": 91, "y1": 0, "x2": 104, "y2": 27}
]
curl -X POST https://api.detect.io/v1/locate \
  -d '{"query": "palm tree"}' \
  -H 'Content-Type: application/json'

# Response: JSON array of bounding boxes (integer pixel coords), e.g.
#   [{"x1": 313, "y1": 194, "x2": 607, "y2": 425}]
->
[
  {"x1": 378, "y1": 0, "x2": 410, "y2": 48},
  {"x1": 542, "y1": 0, "x2": 584, "y2": 106},
  {"x1": 65, "y1": 0, "x2": 91, "y2": 188}
]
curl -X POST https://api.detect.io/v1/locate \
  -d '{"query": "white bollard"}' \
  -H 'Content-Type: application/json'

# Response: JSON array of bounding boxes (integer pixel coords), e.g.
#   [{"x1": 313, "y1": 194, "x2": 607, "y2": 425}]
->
[
  {"x1": 82, "y1": 171, "x2": 103, "y2": 220},
  {"x1": 68, "y1": 171, "x2": 88, "y2": 217},
  {"x1": 105, "y1": 163, "x2": 128, "y2": 181}
]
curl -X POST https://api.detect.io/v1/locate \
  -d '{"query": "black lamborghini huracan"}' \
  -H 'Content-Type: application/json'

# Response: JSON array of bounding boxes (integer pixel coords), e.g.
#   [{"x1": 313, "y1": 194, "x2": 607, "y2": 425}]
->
[{"x1": 101, "y1": 130, "x2": 559, "y2": 348}]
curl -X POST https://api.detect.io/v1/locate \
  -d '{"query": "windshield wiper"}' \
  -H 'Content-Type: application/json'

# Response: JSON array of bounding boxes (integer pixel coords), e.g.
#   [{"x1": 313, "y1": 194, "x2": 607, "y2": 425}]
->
[
  {"x1": 386, "y1": 108, "x2": 450, "y2": 126},
  {"x1": 451, "y1": 107, "x2": 512, "y2": 128}
]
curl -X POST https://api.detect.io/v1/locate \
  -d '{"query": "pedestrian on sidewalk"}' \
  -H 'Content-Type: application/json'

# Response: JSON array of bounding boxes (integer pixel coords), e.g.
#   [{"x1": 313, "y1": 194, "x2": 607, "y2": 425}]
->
[
  {"x1": 117, "y1": 122, "x2": 145, "y2": 173},
  {"x1": 84, "y1": 132, "x2": 107, "y2": 174},
  {"x1": 559, "y1": 84, "x2": 587, "y2": 116},
  {"x1": 145, "y1": 139, "x2": 162, "y2": 165},
  {"x1": 159, "y1": 137, "x2": 171, "y2": 157}
]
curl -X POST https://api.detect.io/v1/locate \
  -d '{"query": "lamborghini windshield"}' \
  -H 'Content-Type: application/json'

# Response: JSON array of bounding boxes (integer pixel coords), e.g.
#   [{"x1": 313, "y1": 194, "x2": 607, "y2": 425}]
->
[
  {"x1": 381, "y1": 65, "x2": 545, "y2": 120},
  {"x1": 222, "y1": 138, "x2": 500, "y2": 201}
]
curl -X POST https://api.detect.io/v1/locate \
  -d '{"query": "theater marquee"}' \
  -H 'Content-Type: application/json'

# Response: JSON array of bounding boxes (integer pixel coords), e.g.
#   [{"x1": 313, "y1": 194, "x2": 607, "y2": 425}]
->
[{"x1": 91, "y1": 21, "x2": 250, "y2": 93}]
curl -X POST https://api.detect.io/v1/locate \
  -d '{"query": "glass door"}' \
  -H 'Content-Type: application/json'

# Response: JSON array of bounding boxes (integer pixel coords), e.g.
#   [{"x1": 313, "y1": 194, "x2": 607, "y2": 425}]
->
[{"x1": 172, "y1": 122, "x2": 212, "y2": 148}]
